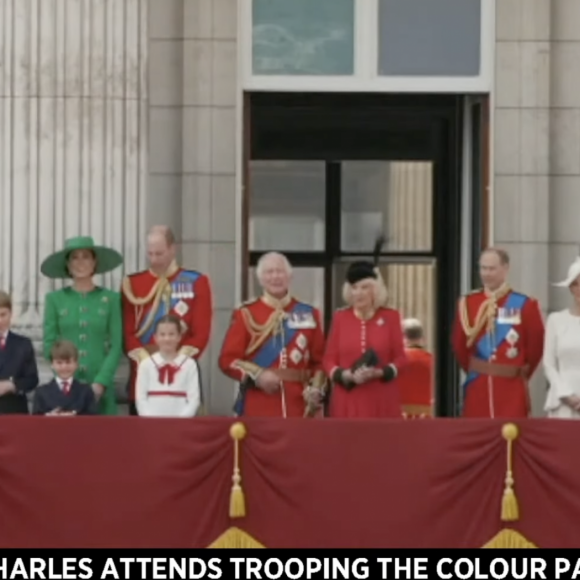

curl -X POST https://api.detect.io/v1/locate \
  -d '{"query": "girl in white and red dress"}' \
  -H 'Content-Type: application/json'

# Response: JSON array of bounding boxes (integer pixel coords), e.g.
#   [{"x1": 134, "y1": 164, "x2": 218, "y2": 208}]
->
[
  {"x1": 322, "y1": 239, "x2": 407, "y2": 418},
  {"x1": 135, "y1": 314, "x2": 201, "y2": 417}
]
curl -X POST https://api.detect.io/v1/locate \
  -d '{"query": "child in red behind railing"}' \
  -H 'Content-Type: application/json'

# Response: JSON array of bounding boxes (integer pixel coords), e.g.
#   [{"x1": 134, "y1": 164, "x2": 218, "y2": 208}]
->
[{"x1": 134, "y1": 314, "x2": 201, "y2": 417}]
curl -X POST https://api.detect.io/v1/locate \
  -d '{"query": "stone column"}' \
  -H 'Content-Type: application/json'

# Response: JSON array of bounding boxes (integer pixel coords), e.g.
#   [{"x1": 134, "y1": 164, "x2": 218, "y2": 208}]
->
[
  {"x1": 493, "y1": 0, "x2": 551, "y2": 415},
  {"x1": 0, "y1": 0, "x2": 148, "y2": 389},
  {"x1": 180, "y1": 0, "x2": 239, "y2": 414},
  {"x1": 548, "y1": 1, "x2": 580, "y2": 314}
]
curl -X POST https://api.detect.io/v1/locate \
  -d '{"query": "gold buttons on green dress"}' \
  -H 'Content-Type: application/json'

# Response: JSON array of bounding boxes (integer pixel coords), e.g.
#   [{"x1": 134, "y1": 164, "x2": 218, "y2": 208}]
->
[{"x1": 42, "y1": 286, "x2": 123, "y2": 415}]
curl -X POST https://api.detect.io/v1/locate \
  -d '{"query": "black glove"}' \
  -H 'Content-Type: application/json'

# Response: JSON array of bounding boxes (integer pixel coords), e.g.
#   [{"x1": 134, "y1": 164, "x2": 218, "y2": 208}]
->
[
  {"x1": 382, "y1": 365, "x2": 396, "y2": 382},
  {"x1": 350, "y1": 348, "x2": 378, "y2": 372}
]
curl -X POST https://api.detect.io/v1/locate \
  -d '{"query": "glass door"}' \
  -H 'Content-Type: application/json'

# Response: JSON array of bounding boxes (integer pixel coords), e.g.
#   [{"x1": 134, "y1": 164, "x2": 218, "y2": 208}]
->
[
  {"x1": 247, "y1": 159, "x2": 330, "y2": 321},
  {"x1": 245, "y1": 92, "x2": 463, "y2": 416},
  {"x1": 333, "y1": 160, "x2": 437, "y2": 417}
]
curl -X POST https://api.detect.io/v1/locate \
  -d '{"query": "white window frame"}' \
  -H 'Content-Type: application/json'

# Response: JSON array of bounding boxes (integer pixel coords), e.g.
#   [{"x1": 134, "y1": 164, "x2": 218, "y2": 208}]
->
[{"x1": 240, "y1": 0, "x2": 494, "y2": 93}]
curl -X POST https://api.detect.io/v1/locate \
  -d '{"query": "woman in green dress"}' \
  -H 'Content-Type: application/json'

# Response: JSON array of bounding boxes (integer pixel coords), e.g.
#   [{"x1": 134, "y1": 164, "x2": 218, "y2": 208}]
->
[{"x1": 40, "y1": 236, "x2": 124, "y2": 415}]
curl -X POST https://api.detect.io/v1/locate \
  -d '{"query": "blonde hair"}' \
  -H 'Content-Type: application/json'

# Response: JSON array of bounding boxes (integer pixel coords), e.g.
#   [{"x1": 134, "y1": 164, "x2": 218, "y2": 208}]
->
[{"x1": 342, "y1": 277, "x2": 388, "y2": 308}]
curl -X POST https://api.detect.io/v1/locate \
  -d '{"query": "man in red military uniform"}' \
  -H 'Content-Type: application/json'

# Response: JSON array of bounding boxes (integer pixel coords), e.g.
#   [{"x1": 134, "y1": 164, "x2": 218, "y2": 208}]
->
[
  {"x1": 121, "y1": 226, "x2": 212, "y2": 415},
  {"x1": 398, "y1": 318, "x2": 434, "y2": 418},
  {"x1": 451, "y1": 247, "x2": 545, "y2": 418},
  {"x1": 218, "y1": 252, "x2": 326, "y2": 418}
]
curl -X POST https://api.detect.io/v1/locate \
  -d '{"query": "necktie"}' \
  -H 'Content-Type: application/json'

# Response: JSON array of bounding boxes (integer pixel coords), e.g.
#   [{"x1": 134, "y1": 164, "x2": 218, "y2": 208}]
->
[
  {"x1": 0, "y1": 336, "x2": 5, "y2": 349},
  {"x1": 158, "y1": 364, "x2": 178, "y2": 385},
  {"x1": 62, "y1": 381, "x2": 70, "y2": 394}
]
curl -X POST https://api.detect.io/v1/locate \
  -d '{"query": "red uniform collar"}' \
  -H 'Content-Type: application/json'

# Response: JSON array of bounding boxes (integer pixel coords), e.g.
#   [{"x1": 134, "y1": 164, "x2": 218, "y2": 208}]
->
[
  {"x1": 149, "y1": 260, "x2": 180, "y2": 279},
  {"x1": 260, "y1": 292, "x2": 292, "y2": 310}
]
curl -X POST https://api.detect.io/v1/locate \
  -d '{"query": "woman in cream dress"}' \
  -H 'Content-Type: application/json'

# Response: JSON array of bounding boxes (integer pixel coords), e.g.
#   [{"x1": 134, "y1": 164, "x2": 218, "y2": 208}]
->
[{"x1": 544, "y1": 257, "x2": 580, "y2": 418}]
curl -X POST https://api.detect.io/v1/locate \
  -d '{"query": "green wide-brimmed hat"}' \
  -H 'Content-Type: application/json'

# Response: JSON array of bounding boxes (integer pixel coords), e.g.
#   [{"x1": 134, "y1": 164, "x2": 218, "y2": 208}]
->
[{"x1": 41, "y1": 236, "x2": 123, "y2": 279}]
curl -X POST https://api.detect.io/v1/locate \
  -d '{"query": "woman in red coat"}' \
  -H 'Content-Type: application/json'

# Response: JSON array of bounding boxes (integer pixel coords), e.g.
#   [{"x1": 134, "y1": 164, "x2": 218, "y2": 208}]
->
[{"x1": 322, "y1": 260, "x2": 407, "y2": 418}]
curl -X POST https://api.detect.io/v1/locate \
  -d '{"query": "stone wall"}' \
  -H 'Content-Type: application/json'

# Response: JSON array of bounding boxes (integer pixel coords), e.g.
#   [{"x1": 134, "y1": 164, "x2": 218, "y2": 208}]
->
[
  {"x1": 148, "y1": 0, "x2": 239, "y2": 414},
  {"x1": 494, "y1": 0, "x2": 580, "y2": 415}
]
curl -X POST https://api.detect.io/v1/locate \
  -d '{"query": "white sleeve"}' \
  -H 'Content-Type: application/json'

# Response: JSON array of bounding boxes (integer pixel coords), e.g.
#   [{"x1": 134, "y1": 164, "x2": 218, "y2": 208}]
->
[
  {"x1": 135, "y1": 359, "x2": 156, "y2": 416},
  {"x1": 543, "y1": 313, "x2": 574, "y2": 411},
  {"x1": 179, "y1": 360, "x2": 201, "y2": 417}
]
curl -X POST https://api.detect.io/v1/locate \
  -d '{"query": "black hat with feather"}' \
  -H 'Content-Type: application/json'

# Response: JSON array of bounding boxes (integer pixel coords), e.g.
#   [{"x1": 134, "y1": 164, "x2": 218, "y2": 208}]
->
[{"x1": 345, "y1": 235, "x2": 385, "y2": 285}]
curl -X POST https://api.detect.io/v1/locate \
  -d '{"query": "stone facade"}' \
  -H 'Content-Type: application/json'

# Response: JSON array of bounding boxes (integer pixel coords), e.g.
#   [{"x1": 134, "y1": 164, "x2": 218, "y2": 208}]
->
[
  {"x1": 0, "y1": 0, "x2": 239, "y2": 414},
  {"x1": 147, "y1": 0, "x2": 239, "y2": 414},
  {"x1": 494, "y1": 0, "x2": 580, "y2": 415},
  {"x1": 2, "y1": 0, "x2": 576, "y2": 416},
  {"x1": 0, "y1": 0, "x2": 149, "y2": 398}
]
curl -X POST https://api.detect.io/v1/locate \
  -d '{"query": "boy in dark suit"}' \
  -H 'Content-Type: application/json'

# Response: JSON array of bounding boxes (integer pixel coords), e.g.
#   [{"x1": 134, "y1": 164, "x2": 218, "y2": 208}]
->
[
  {"x1": 33, "y1": 340, "x2": 97, "y2": 415},
  {"x1": 0, "y1": 291, "x2": 39, "y2": 413}
]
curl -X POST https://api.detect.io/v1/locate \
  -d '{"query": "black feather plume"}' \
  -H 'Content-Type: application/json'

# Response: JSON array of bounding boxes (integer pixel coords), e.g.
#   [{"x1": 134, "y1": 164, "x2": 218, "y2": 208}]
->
[{"x1": 372, "y1": 235, "x2": 386, "y2": 266}]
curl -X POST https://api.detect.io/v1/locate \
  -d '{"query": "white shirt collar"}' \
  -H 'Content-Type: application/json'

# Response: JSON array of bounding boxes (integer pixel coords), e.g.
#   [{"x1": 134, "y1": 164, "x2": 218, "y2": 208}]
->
[
  {"x1": 152, "y1": 352, "x2": 186, "y2": 367},
  {"x1": 56, "y1": 377, "x2": 72, "y2": 389}
]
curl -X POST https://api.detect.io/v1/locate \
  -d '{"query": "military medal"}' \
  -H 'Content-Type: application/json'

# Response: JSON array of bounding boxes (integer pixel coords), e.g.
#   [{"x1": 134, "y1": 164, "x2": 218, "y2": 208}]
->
[
  {"x1": 296, "y1": 333, "x2": 308, "y2": 350},
  {"x1": 506, "y1": 328, "x2": 519, "y2": 359},
  {"x1": 174, "y1": 300, "x2": 189, "y2": 317}
]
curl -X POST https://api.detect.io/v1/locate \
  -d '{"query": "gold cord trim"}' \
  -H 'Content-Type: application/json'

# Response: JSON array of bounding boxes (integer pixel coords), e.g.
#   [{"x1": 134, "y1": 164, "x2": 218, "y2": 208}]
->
[
  {"x1": 501, "y1": 422, "x2": 519, "y2": 522},
  {"x1": 232, "y1": 360, "x2": 262, "y2": 379},
  {"x1": 459, "y1": 285, "x2": 511, "y2": 347},
  {"x1": 241, "y1": 306, "x2": 286, "y2": 356},
  {"x1": 229, "y1": 422, "x2": 247, "y2": 519},
  {"x1": 121, "y1": 262, "x2": 180, "y2": 338}
]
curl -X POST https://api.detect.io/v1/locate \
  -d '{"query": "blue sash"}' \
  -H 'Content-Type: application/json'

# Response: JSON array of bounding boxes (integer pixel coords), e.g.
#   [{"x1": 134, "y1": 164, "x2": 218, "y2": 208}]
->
[
  {"x1": 234, "y1": 301, "x2": 315, "y2": 415},
  {"x1": 138, "y1": 270, "x2": 201, "y2": 345},
  {"x1": 461, "y1": 291, "x2": 528, "y2": 400}
]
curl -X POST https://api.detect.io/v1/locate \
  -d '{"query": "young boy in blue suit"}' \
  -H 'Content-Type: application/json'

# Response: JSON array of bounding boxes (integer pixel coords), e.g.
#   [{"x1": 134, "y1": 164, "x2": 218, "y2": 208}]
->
[
  {"x1": 33, "y1": 340, "x2": 97, "y2": 415},
  {"x1": 0, "y1": 291, "x2": 39, "y2": 413}
]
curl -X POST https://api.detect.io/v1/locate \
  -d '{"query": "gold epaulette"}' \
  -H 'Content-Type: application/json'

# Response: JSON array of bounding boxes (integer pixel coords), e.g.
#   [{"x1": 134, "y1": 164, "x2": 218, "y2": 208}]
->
[{"x1": 238, "y1": 297, "x2": 259, "y2": 308}]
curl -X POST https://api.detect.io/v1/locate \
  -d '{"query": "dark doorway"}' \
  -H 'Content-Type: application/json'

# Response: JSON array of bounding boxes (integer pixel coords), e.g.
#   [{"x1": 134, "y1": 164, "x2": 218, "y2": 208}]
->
[{"x1": 243, "y1": 92, "x2": 464, "y2": 417}]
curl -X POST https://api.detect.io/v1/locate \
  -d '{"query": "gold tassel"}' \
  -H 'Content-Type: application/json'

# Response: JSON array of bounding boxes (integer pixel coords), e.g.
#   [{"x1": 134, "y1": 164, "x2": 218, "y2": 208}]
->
[
  {"x1": 482, "y1": 529, "x2": 536, "y2": 549},
  {"x1": 229, "y1": 422, "x2": 247, "y2": 518},
  {"x1": 207, "y1": 527, "x2": 265, "y2": 548},
  {"x1": 501, "y1": 422, "x2": 519, "y2": 522}
]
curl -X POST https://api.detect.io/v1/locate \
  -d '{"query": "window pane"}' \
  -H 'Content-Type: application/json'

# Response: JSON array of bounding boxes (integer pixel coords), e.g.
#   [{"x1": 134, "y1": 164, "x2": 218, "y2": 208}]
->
[
  {"x1": 332, "y1": 259, "x2": 436, "y2": 415},
  {"x1": 248, "y1": 266, "x2": 325, "y2": 320},
  {"x1": 252, "y1": 0, "x2": 355, "y2": 75},
  {"x1": 378, "y1": 0, "x2": 481, "y2": 76},
  {"x1": 340, "y1": 161, "x2": 433, "y2": 252},
  {"x1": 249, "y1": 160, "x2": 325, "y2": 252}
]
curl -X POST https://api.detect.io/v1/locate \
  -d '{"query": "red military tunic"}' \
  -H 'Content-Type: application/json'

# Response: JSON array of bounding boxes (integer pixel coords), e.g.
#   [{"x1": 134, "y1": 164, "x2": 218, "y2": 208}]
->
[
  {"x1": 218, "y1": 293, "x2": 326, "y2": 417},
  {"x1": 322, "y1": 306, "x2": 407, "y2": 418},
  {"x1": 451, "y1": 286, "x2": 544, "y2": 418},
  {"x1": 398, "y1": 347, "x2": 434, "y2": 418},
  {"x1": 121, "y1": 260, "x2": 212, "y2": 402}
]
